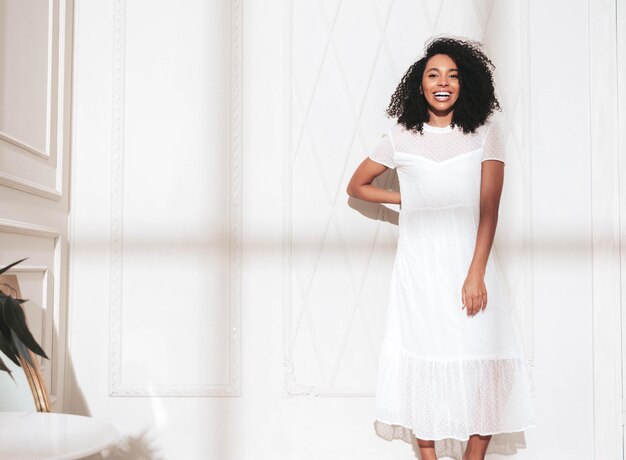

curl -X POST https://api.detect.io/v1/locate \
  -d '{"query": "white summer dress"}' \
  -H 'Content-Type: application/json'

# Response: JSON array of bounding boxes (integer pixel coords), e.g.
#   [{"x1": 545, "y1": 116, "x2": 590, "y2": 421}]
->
[{"x1": 369, "y1": 116, "x2": 536, "y2": 455}]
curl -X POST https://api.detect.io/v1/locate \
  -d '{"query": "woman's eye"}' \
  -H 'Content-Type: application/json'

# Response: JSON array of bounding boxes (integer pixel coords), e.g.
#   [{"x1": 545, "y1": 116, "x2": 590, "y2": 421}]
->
[{"x1": 450, "y1": 74, "x2": 458, "y2": 79}]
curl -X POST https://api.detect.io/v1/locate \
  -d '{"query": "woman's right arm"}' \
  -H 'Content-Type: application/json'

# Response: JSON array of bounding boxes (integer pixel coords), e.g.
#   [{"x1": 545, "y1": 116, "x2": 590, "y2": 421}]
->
[{"x1": 346, "y1": 158, "x2": 401, "y2": 205}]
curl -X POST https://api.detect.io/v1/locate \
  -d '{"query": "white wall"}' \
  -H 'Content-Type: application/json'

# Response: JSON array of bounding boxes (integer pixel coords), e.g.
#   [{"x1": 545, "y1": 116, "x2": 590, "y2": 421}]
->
[
  {"x1": 528, "y1": 0, "x2": 594, "y2": 457},
  {"x1": 68, "y1": 0, "x2": 242, "y2": 457},
  {"x1": 52, "y1": 1, "x2": 624, "y2": 460}
]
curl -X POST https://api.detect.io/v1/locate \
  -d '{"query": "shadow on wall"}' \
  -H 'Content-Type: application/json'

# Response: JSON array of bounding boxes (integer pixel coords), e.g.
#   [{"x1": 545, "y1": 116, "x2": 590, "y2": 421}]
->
[
  {"x1": 83, "y1": 430, "x2": 163, "y2": 460},
  {"x1": 28, "y1": 303, "x2": 162, "y2": 459},
  {"x1": 64, "y1": 336, "x2": 164, "y2": 459},
  {"x1": 347, "y1": 168, "x2": 400, "y2": 225},
  {"x1": 63, "y1": 353, "x2": 89, "y2": 417},
  {"x1": 0, "y1": 278, "x2": 159, "y2": 459},
  {"x1": 66, "y1": 353, "x2": 164, "y2": 460}
]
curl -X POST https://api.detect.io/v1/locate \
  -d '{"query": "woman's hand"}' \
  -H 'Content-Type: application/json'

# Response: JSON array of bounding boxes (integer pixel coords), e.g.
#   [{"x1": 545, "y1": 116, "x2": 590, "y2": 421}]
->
[
  {"x1": 461, "y1": 271, "x2": 487, "y2": 317},
  {"x1": 460, "y1": 159, "x2": 503, "y2": 317}
]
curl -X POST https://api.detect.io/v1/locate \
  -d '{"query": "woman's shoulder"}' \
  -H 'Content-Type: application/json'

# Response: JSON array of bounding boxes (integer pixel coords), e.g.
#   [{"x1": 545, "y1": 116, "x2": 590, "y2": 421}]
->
[
  {"x1": 382, "y1": 120, "x2": 407, "y2": 143},
  {"x1": 476, "y1": 111, "x2": 507, "y2": 140},
  {"x1": 389, "y1": 120, "x2": 420, "y2": 138},
  {"x1": 388, "y1": 119, "x2": 404, "y2": 134}
]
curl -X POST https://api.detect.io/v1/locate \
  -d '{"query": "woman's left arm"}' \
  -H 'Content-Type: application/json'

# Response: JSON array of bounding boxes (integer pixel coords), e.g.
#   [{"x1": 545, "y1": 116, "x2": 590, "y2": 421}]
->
[{"x1": 462, "y1": 160, "x2": 505, "y2": 317}]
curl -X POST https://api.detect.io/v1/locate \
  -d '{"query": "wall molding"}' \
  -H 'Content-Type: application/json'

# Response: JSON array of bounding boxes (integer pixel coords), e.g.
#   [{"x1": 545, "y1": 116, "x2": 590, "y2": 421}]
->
[
  {"x1": 8, "y1": 265, "x2": 50, "y2": 273},
  {"x1": 0, "y1": 218, "x2": 61, "y2": 238},
  {"x1": 0, "y1": 218, "x2": 61, "y2": 407},
  {"x1": 0, "y1": 0, "x2": 70, "y2": 200},
  {"x1": 0, "y1": 133, "x2": 50, "y2": 160},
  {"x1": 619, "y1": 0, "x2": 626, "y2": 454},
  {"x1": 589, "y1": 0, "x2": 623, "y2": 457},
  {"x1": 0, "y1": 0, "x2": 55, "y2": 160},
  {"x1": 108, "y1": 0, "x2": 125, "y2": 398},
  {"x1": 519, "y1": 0, "x2": 536, "y2": 393},
  {"x1": 282, "y1": 0, "x2": 393, "y2": 399},
  {"x1": 4, "y1": 265, "x2": 54, "y2": 404},
  {"x1": 0, "y1": 172, "x2": 62, "y2": 201},
  {"x1": 108, "y1": 0, "x2": 243, "y2": 397}
]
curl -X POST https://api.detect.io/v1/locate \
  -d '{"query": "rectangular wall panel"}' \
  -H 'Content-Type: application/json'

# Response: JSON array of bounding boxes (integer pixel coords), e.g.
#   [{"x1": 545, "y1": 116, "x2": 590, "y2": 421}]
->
[
  {"x1": 620, "y1": 0, "x2": 626, "y2": 455},
  {"x1": 0, "y1": 0, "x2": 70, "y2": 199},
  {"x1": 588, "y1": 0, "x2": 623, "y2": 457},
  {"x1": 0, "y1": 220, "x2": 61, "y2": 405},
  {"x1": 108, "y1": 0, "x2": 241, "y2": 397}
]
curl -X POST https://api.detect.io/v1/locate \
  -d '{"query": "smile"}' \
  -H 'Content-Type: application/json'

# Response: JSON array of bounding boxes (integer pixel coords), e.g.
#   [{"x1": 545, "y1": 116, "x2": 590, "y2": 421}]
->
[{"x1": 433, "y1": 91, "x2": 451, "y2": 101}]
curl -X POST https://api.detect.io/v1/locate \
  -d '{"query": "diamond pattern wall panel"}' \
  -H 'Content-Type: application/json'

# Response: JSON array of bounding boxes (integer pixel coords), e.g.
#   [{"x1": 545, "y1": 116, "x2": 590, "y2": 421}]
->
[{"x1": 284, "y1": 0, "x2": 533, "y2": 396}]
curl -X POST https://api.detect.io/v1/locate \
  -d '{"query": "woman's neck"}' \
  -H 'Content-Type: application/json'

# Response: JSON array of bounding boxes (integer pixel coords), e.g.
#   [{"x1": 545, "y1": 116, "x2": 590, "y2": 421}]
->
[{"x1": 426, "y1": 109, "x2": 453, "y2": 127}]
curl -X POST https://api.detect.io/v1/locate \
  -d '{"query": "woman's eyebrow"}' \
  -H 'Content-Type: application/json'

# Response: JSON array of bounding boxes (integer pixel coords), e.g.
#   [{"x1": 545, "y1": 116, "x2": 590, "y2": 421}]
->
[{"x1": 425, "y1": 67, "x2": 459, "y2": 72}]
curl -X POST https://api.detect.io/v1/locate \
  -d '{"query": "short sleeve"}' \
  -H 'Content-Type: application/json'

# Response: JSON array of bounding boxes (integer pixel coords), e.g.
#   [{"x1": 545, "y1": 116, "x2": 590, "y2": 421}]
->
[
  {"x1": 368, "y1": 130, "x2": 395, "y2": 169},
  {"x1": 481, "y1": 119, "x2": 506, "y2": 166}
]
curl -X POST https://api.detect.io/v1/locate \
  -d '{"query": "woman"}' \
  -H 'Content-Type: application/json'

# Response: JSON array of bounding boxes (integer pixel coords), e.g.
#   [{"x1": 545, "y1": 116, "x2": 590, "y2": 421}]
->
[{"x1": 346, "y1": 36, "x2": 536, "y2": 460}]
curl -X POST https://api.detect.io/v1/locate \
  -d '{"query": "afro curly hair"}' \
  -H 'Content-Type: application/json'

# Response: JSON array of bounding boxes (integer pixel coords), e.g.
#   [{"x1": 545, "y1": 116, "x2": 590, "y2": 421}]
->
[{"x1": 385, "y1": 36, "x2": 501, "y2": 135}]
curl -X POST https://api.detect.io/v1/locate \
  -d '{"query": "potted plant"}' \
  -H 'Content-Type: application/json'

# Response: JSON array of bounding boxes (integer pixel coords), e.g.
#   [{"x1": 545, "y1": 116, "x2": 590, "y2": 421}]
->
[{"x1": 0, "y1": 258, "x2": 49, "y2": 378}]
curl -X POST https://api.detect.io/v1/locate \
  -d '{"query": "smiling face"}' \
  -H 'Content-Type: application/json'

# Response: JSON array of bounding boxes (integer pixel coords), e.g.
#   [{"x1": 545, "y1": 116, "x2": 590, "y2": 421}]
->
[{"x1": 420, "y1": 54, "x2": 460, "y2": 120}]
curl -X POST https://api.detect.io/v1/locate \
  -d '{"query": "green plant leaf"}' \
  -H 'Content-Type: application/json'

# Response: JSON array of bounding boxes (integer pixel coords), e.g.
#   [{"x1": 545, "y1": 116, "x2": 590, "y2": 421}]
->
[
  {"x1": 0, "y1": 258, "x2": 27, "y2": 276},
  {"x1": 12, "y1": 331, "x2": 35, "y2": 368},
  {"x1": 0, "y1": 355, "x2": 14, "y2": 381},
  {"x1": 0, "y1": 330, "x2": 21, "y2": 367},
  {"x1": 2, "y1": 295, "x2": 48, "y2": 359}
]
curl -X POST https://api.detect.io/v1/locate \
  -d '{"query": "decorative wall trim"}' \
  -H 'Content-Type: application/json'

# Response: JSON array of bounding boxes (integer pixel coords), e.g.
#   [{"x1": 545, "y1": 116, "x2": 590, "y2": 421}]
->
[
  {"x1": 0, "y1": 133, "x2": 50, "y2": 160},
  {"x1": 0, "y1": 0, "x2": 69, "y2": 200},
  {"x1": 8, "y1": 265, "x2": 50, "y2": 273},
  {"x1": 618, "y1": 0, "x2": 626, "y2": 446},
  {"x1": 0, "y1": 171, "x2": 62, "y2": 201},
  {"x1": 108, "y1": 0, "x2": 243, "y2": 397},
  {"x1": 520, "y1": 0, "x2": 536, "y2": 390},
  {"x1": 283, "y1": 0, "x2": 295, "y2": 396},
  {"x1": 228, "y1": 0, "x2": 243, "y2": 399},
  {"x1": 589, "y1": 0, "x2": 623, "y2": 457},
  {"x1": 0, "y1": 218, "x2": 61, "y2": 238},
  {"x1": 108, "y1": 0, "x2": 126, "y2": 398},
  {"x1": 0, "y1": 0, "x2": 55, "y2": 160},
  {"x1": 0, "y1": 218, "x2": 61, "y2": 406},
  {"x1": 4, "y1": 266, "x2": 53, "y2": 391},
  {"x1": 282, "y1": 0, "x2": 387, "y2": 399}
]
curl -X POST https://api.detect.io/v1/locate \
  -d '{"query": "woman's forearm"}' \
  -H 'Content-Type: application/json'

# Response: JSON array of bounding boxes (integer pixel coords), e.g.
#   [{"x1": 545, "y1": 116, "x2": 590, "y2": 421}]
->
[
  {"x1": 467, "y1": 211, "x2": 498, "y2": 276},
  {"x1": 349, "y1": 184, "x2": 401, "y2": 205}
]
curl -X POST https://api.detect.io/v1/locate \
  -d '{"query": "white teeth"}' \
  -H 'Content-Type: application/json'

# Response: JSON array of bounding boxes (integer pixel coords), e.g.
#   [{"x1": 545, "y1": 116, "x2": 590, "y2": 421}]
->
[{"x1": 434, "y1": 92, "x2": 451, "y2": 96}]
